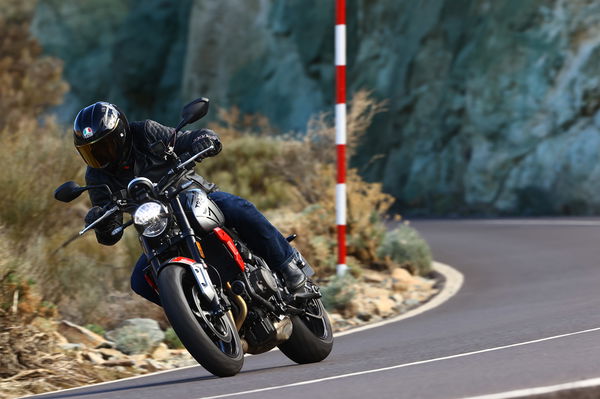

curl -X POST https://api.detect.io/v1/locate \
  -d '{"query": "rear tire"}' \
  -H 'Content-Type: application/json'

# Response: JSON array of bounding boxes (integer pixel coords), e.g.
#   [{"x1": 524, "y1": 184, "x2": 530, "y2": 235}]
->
[
  {"x1": 278, "y1": 297, "x2": 333, "y2": 364},
  {"x1": 157, "y1": 265, "x2": 243, "y2": 377}
]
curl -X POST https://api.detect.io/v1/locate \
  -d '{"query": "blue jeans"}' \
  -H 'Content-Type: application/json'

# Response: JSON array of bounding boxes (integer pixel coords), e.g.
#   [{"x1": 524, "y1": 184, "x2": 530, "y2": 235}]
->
[{"x1": 130, "y1": 191, "x2": 295, "y2": 305}]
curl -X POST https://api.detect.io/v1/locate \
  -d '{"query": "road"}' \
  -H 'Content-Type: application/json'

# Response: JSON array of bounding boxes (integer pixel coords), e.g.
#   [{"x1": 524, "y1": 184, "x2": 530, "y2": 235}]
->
[{"x1": 29, "y1": 219, "x2": 600, "y2": 399}]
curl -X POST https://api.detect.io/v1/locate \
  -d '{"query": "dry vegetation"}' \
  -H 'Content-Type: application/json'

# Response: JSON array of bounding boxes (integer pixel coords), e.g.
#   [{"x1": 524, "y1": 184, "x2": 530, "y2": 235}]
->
[
  {"x1": 203, "y1": 91, "x2": 430, "y2": 277},
  {"x1": 0, "y1": 3, "x2": 433, "y2": 397},
  {"x1": 0, "y1": 0, "x2": 432, "y2": 324}
]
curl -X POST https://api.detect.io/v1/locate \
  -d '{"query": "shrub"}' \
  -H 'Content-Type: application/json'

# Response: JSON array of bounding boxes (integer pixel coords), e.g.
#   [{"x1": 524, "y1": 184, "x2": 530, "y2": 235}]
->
[
  {"x1": 84, "y1": 323, "x2": 106, "y2": 336},
  {"x1": 320, "y1": 274, "x2": 356, "y2": 313},
  {"x1": 376, "y1": 224, "x2": 433, "y2": 276},
  {"x1": 164, "y1": 327, "x2": 184, "y2": 349},
  {"x1": 205, "y1": 90, "x2": 411, "y2": 276}
]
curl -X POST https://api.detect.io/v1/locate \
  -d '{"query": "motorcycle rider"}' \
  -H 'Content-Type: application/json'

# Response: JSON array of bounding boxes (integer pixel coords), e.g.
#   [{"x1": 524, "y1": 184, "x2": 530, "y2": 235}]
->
[{"x1": 73, "y1": 101, "x2": 307, "y2": 305}]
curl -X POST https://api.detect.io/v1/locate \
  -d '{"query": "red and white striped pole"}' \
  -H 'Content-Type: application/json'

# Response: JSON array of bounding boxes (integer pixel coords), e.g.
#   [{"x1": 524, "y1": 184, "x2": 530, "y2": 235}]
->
[{"x1": 335, "y1": 0, "x2": 347, "y2": 277}]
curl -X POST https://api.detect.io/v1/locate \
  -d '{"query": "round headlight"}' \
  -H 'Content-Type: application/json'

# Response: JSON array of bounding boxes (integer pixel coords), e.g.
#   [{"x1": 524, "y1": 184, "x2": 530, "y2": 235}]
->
[{"x1": 133, "y1": 202, "x2": 169, "y2": 237}]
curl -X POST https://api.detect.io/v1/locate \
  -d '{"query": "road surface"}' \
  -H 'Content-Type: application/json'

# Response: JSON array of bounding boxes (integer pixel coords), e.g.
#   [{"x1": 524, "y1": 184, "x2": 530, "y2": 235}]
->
[{"x1": 29, "y1": 219, "x2": 600, "y2": 399}]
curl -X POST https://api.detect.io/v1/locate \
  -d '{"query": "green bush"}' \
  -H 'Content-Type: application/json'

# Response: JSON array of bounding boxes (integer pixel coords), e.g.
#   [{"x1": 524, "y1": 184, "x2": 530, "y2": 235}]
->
[
  {"x1": 376, "y1": 224, "x2": 433, "y2": 276},
  {"x1": 320, "y1": 275, "x2": 356, "y2": 313},
  {"x1": 84, "y1": 323, "x2": 106, "y2": 336},
  {"x1": 164, "y1": 327, "x2": 184, "y2": 349}
]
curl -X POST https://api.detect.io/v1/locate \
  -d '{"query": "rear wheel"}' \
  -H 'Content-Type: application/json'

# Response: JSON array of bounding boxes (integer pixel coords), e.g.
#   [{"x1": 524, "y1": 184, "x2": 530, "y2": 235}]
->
[
  {"x1": 157, "y1": 265, "x2": 243, "y2": 377},
  {"x1": 278, "y1": 295, "x2": 334, "y2": 364}
]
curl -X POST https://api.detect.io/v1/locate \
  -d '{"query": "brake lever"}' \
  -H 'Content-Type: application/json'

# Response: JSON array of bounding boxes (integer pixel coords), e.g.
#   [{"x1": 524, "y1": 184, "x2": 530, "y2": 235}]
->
[
  {"x1": 157, "y1": 145, "x2": 215, "y2": 194},
  {"x1": 79, "y1": 205, "x2": 119, "y2": 236},
  {"x1": 178, "y1": 144, "x2": 215, "y2": 170}
]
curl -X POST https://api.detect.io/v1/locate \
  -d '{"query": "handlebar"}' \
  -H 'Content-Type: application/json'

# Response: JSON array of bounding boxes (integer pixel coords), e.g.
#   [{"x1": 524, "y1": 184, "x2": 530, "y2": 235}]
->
[
  {"x1": 79, "y1": 145, "x2": 214, "y2": 236},
  {"x1": 78, "y1": 205, "x2": 120, "y2": 236},
  {"x1": 178, "y1": 144, "x2": 215, "y2": 170}
]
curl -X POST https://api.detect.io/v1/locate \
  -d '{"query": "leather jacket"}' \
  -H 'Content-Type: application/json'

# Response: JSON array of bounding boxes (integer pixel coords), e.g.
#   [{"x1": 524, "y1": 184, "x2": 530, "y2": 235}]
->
[{"x1": 85, "y1": 119, "x2": 221, "y2": 245}]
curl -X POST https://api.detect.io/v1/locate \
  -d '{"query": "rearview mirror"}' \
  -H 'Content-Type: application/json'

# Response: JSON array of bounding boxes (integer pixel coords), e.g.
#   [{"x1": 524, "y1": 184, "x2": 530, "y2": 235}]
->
[
  {"x1": 54, "y1": 181, "x2": 86, "y2": 203},
  {"x1": 174, "y1": 97, "x2": 209, "y2": 132}
]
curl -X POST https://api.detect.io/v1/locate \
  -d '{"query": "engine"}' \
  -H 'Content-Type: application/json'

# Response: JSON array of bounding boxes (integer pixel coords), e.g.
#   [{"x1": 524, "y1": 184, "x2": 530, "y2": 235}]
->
[
  {"x1": 229, "y1": 263, "x2": 291, "y2": 354},
  {"x1": 248, "y1": 267, "x2": 279, "y2": 299}
]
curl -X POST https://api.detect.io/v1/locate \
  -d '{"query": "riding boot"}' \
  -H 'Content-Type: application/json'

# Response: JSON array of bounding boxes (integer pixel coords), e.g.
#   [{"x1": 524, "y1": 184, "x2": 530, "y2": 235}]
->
[{"x1": 278, "y1": 253, "x2": 307, "y2": 292}]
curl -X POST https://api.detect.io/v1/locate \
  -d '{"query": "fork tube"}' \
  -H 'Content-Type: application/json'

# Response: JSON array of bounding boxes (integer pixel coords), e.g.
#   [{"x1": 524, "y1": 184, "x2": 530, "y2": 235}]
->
[{"x1": 170, "y1": 195, "x2": 202, "y2": 261}]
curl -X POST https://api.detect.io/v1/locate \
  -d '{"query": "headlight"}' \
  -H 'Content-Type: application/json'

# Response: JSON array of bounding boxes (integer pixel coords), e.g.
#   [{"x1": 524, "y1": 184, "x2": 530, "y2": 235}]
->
[{"x1": 133, "y1": 202, "x2": 169, "y2": 237}]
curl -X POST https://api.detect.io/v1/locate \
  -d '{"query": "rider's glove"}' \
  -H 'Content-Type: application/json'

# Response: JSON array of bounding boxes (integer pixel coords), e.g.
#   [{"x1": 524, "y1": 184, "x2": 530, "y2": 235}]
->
[
  {"x1": 191, "y1": 130, "x2": 222, "y2": 157},
  {"x1": 85, "y1": 206, "x2": 123, "y2": 245},
  {"x1": 85, "y1": 206, "x2": 112, "y2": 232}
]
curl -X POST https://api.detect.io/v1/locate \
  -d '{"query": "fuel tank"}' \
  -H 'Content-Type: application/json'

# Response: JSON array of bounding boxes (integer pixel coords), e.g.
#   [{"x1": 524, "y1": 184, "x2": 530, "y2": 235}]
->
[{"x1": 183, "y1": 189, "x2": 225, "y2": 235}]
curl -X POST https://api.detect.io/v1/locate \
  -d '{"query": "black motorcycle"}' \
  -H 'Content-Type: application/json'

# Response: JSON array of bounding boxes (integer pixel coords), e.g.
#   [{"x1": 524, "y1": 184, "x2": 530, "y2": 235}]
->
[{"x1": 54, "y1": 98, "x2": 333, "y2": 377}]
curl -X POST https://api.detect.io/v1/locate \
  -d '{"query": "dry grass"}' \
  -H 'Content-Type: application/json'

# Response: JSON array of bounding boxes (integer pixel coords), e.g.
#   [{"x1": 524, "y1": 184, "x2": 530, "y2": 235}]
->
[{"x1": 0, "y1": 3, "x2": 141, "y2": 325}]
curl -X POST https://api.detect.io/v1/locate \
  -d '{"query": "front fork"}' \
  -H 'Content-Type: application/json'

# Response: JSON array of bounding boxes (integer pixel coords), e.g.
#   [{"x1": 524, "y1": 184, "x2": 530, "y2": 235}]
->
[{"x1": 142, "y1": 194, "x2": 224, "y2": 313}]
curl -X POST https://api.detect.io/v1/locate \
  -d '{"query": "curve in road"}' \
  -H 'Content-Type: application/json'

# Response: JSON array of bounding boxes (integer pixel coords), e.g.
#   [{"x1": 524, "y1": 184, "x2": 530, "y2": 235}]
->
[{"x1": 26, "y1": 218, "x2": 600, "y2": 399}]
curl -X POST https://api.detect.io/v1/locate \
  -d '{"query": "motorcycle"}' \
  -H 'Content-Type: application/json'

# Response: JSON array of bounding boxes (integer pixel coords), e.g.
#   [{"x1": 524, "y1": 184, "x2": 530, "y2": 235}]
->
[{"x1": 54, "y1": 98, "x2": 333, "y2": 377}]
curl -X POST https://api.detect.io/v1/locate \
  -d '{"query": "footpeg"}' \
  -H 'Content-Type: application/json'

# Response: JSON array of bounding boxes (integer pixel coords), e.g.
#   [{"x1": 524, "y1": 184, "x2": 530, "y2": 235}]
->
[{"x1": 293, "y1": 290, "x2": 321, "y2": 302}]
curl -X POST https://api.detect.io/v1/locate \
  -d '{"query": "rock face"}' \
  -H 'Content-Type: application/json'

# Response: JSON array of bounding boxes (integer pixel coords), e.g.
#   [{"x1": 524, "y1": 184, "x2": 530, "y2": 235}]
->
[
  {"x1": 31, "y1": 0, "x2": 192, "y2": 124},
  {"x1": 351, "y1": 0, "x2": 600, "y2": 215},
  {"x1": 31, "y1": 0, "x2": 600, "y2": 215}
]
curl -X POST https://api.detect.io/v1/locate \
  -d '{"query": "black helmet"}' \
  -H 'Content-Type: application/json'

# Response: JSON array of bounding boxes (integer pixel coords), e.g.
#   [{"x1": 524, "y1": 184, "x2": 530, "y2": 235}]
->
[{"x1": 73, "y1": 102, "x2": 131, "y2": 169}]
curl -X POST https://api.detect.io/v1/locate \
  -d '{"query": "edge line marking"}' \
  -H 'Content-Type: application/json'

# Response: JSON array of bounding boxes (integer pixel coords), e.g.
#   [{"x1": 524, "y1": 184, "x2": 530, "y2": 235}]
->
[
  {"x1": 197, "y1": 326, "x2": 600, "y2": 399},
  {"x1": 459, "y1": 376, "x2": 600, "y2": 399}
]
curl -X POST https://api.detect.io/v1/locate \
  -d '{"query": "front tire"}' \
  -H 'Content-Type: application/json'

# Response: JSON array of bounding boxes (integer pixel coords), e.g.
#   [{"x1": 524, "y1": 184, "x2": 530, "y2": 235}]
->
[
  {"x1": 278, "y1": 297, "x2": 334, "y2": 364},
  {"x1": 157, "y1": 265, "x2": 243, "y2": 377}
]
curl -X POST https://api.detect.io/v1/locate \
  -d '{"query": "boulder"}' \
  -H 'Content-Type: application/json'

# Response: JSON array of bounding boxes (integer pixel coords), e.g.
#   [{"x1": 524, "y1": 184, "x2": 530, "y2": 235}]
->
[
  {"x1": 58, "y1": 320, "x2": 109, "y2": 348},
  {"x1": 83, "y1": 351, "x2": 104, "y2": 365},
  {"x1": 413, "y1": 277, "x2": 436, "y2": 291},
  {"x1": 391, "y1": 268, "x2": 415, "y2": 292},
  {"x1": 150, "y1": 343, "x2": 170, "y2": 361},
  {"x1": 360, "y1": 286, "x2": 390, "y2": 299},
  {"x1": 372, "y1": 297, "x2": 396, "y2": 317},
  {"x1": 361, "y1": 270, "x2": 387, "y2": 285},
  {"x1": 97, "y1": 348, "x2": 125, "y2": 360},
  {"x1": 52, "y1": 332, "x2": 69, "y2": 346}
]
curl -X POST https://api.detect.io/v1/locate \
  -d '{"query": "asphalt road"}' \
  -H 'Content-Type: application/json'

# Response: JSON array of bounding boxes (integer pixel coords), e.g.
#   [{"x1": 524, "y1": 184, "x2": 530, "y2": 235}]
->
[{"x1": 29, "y1": 218, "x2": 600, "y2": 399}]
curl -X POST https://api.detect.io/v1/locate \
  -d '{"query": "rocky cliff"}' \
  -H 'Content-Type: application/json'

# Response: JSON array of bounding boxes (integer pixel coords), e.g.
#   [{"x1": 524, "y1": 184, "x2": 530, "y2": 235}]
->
[{"x1": 31, "y1": 0, "x2": 600, "y2": 215}]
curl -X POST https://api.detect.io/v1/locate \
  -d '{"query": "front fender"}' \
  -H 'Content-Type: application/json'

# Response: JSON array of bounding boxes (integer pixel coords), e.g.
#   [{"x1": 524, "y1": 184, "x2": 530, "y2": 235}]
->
[{"x1": 160, "y1": 257, "x2": 219, "y2": 310}]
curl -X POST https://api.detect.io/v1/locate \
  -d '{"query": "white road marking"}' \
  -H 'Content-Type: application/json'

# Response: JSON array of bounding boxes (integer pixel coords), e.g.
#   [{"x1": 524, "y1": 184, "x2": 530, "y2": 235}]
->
[
  {"x1": 460, "y1": 377, "x2": 600, "y2": 399},
  {"x1": 197, "y1": 326, "x2": 600, "y2": 399},
  {"x1": 458, "y1": 219, "x2": 600, "y2": 226}
]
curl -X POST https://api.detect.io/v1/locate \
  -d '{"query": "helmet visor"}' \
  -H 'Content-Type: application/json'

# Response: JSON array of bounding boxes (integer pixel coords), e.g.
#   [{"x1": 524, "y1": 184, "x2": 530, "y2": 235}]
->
[{"x1": 75, "y1": 129, "x2": 121, "y2": 168}]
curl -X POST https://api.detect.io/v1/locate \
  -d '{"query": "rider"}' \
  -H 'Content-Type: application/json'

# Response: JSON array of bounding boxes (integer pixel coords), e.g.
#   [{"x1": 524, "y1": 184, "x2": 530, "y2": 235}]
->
[{"x1": 73, "y1": 101, "x2": 307, "y2": 305}]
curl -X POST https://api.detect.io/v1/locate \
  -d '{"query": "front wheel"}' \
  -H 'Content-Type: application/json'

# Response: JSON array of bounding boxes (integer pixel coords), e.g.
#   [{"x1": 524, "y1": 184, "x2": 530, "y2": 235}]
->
[
  {"x1": 157, "y1": 265, "x2": 243, "y2": 377},
  {"x1": 278, "y1": 296, "x2": 334, "y2": 364}
]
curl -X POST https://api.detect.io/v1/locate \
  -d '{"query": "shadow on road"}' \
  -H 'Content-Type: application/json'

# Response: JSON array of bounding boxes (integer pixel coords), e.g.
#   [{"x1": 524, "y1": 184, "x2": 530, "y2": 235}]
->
[{"x1": 32, "y1": 374, "x2": 217, "y2": 399}]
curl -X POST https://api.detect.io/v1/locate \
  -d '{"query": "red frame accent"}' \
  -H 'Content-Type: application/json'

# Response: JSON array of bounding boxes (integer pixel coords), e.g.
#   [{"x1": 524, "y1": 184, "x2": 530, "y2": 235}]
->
[
  {"x1": 171, "y1": 256, "x2": 196, "y2": 265},
  {"x1": 213, "y1": 227, "x2": 245, "y2": 271}
]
